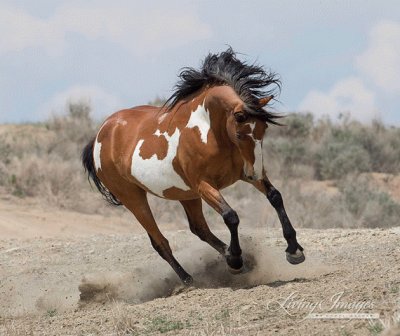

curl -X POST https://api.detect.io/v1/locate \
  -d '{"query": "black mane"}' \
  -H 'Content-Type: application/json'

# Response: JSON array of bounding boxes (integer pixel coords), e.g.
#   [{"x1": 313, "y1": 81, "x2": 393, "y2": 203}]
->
[{"x1": 165, "y1": 48, "x2": 282, "y2": 124}]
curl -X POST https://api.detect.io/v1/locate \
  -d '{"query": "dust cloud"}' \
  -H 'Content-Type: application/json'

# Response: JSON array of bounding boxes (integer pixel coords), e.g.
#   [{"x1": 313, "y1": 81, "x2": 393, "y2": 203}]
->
[{"x1": 78, "y1": 233, "x2": 333, "y2": 305}]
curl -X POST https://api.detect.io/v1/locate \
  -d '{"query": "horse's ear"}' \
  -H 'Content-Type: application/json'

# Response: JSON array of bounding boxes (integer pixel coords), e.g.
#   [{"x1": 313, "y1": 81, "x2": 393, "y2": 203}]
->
[{"x1": 259, "y1": 95, "x2": 274, "y2": 107}]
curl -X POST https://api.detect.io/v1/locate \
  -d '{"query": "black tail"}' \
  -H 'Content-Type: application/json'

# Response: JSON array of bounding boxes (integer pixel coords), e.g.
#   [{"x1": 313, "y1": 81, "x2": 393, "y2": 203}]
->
[{"x1": 81, "y1": 138, "x2": 122, "y2": 206}]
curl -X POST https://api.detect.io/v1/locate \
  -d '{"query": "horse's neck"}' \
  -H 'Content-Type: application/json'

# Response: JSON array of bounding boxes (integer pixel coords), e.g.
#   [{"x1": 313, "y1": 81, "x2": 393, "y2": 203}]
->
[
  {"x1": 156, "y1": 92, "x2": 208, "y2": 131},
  {"x1": 156, "y1": 86, "x2": 235, "y2": 146}
]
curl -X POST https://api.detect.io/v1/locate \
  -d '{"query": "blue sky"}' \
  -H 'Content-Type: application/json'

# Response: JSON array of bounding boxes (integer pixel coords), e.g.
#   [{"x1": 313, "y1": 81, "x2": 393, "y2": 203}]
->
[{"x1": 1, "y1": 0, "x2": 399, "y2": 125}]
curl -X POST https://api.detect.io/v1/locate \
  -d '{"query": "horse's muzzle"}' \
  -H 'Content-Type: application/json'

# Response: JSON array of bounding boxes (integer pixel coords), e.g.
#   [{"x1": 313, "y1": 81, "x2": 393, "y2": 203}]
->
[
  {"x1": 243, "y1": 160, "x2": 261, "y2": 182},
  {"x1": 245, "y1": 174, "x2": 257, "y2": 181}
]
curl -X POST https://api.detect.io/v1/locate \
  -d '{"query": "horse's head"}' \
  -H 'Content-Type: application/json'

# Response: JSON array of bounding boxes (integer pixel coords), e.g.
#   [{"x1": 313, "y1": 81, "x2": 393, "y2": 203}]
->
[
  {"x1": 206, "y1": 85, "x2": 276, "y2": 181},
  {"x1": 166, "y1": 47, "x2": 281, "y2": 181},
  {"x1": 225, "y1": 97, "x2": 273, "y2": 181}
]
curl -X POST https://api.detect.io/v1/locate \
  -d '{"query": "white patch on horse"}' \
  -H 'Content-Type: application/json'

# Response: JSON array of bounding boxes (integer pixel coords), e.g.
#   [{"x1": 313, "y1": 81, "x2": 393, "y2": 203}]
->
[
  {"x1": 93, "y1": 121, "x2": 108, "y2": 172},
  {"x1": 131, "y1": 128, "x2": 190, "y2": 197},
  {"x1": 186, "y1": 102, "x2": 210, "y2": 144},
  {"x1": 253, "y1": 139, "x2": 263, "y2": 179},
  {"x1": 154, "y1": 129, "x2": 162, "y2": 136},
  {"x1": 93, "y1": 140, "x2": 102, "y2": 172},
  {"x1": 248, "y1": 122, "x2": 256, "y2": 134},
  {"x1": 246, "y1": 122, "x2": 263, "y2": 179}
]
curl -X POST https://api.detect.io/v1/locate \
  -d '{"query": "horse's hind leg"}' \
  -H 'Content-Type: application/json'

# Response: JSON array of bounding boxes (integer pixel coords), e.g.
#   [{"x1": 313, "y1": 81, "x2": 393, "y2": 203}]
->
[
  {"x1": 180, "y1": 198, "x2": 228, "y2": 255},
  {"x1": 119, "y1": 188, "x2": 193, "y2": 285}
]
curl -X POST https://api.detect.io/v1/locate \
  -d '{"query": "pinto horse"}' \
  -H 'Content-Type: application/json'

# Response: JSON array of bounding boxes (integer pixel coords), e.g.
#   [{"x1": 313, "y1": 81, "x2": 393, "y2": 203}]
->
[{"x1": 82, "y1": 48, "x2": 304, "y2": 285}]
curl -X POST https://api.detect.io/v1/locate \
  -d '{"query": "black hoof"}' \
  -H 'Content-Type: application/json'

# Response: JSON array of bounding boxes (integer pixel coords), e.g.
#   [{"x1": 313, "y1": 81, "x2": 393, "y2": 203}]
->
[
  {"x1": 286, "y1": 250, "x2": 305, "y2": 265},
  {"x1": 182, "y1": 275, "x2": 193, "y2": 286},
  {"x1": 226, "y1": 255, "x2": 243, "y2": 271},
  {"x1": 228, "y1": 265, "x2": 244, "y2": 274}
]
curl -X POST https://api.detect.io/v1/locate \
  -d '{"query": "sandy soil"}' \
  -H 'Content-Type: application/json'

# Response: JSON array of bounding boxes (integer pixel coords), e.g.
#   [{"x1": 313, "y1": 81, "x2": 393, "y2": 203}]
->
[{"x1": 0, "y1": 197, "x2": 399, "y2": 336}]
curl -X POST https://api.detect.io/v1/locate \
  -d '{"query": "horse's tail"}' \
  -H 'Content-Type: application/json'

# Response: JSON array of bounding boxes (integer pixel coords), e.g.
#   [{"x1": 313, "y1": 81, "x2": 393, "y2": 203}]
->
[{"x1": 81, "y1": 138, "x2": 122, "y2": 206}]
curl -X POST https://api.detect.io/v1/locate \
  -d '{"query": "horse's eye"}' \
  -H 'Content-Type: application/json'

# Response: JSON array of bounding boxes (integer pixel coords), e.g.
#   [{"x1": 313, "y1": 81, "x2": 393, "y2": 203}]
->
[{"x1": 234, "y1": 112, "x2": 247, "y2": 123}]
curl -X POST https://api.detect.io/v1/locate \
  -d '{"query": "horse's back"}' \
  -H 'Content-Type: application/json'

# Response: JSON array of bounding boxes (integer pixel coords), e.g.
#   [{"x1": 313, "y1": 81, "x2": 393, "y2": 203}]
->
[
  {"x1": 100, "y1": 104, "x2": 161, "y2": 137},
  {"x1": 108, "y1": 105, "x2": 161, "y2": 124}
]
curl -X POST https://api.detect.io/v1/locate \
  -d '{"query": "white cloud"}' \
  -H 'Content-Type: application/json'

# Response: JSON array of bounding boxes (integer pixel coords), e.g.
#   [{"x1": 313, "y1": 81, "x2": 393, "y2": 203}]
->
[
  {"x1": 0, "y1": 6, "x2": 65, "y2": 54},
  {"x1": 356, "y1": 20, "x2": 400, "y2": 93},
  {"x1": 299, "y1": 77, "x2": 378, "y2": 123},
  {"x1": 38, "y1": 85, "x2": 123, "y2": 120},
  {"x1": 0, "y1": 3, "x2": 211, "y2": 55},
  {"x1": 298, "y1": 21, "x2": 400, "y2": 123}
]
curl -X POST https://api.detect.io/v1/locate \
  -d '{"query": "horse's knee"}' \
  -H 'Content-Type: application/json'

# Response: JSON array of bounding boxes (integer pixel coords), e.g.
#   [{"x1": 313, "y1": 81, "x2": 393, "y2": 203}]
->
[{"x1": 222, "y1": 209, "x2": 239, "y2": 228}]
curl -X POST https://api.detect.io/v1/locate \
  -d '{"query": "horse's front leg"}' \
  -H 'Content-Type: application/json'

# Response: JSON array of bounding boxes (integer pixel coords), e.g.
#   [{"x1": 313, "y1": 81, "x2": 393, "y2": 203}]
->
[
  {"x1": 250, "y1": 177, "x2": 305, "y2": 265},
  {"x1": 197, "y1": 181, "x2": 243, "y2": 273}
]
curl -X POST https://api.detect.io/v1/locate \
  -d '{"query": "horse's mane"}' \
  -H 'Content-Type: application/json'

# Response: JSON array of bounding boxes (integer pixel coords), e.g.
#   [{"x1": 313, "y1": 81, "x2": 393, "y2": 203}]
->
[{"x1": 165, "y1": 48, "x2": 282, "y2": 124}]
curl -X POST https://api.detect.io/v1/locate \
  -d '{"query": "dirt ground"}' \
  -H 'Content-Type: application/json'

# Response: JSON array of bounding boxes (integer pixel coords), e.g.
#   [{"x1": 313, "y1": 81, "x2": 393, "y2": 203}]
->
[{"x1": 0, "y1": 196, "x2": 399, "y2": 336}]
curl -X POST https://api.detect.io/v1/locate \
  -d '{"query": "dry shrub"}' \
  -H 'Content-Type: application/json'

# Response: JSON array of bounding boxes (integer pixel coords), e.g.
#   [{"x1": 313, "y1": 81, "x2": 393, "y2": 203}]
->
[
  {"x1": 46, "y1": 101, "x2": 95, "y2": 160},
  {"x1": 274, "y1": 176, "x2": 400, "y2": 229},
  {"x1": 314, "y1": 120, "x2": 400, "y2": 179},
  {"x1": 265, "y1": 114, "x2": 400, "y2": 180},
  {"x1": 339, "y1": 174, "x2": 400, "y2": 228},
  {"x1": 0, "y1": 102, "x2": 102, "y2": 212},
  {"x1": 264, "y1": 113, "x2": 316, "y2": 179},
  {"x1": 7, "y1": 154, "x2": 86, "y2": 209},
  {"x1": 279, "y1": 181, "x2": 351, "y2": 229}
]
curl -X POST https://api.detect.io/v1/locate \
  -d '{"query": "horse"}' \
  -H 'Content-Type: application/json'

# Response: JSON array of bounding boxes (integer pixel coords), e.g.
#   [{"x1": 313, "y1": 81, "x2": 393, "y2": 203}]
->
[{"x1": 82, "y1": 48, "x2": 304, "y2": 285}]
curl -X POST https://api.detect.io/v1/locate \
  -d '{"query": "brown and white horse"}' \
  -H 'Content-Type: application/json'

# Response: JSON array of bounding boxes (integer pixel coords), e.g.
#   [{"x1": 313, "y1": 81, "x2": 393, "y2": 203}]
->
[{"x1": 82, "y1": 49, "x2": 304, "y2": 285}]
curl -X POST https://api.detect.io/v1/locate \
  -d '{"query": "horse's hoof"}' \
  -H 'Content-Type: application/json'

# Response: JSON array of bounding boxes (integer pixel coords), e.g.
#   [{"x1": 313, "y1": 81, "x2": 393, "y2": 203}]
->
[
  {"x1": 183, "y1": 275, "x2": 194, "y2": 286},
  {"x1": 226, "y1": 255, "x2": 243, "y2": 270},
  {"x1": 228, "y1": 265, "x2": 244, "y2": 274},
  {"x1": 286, "y1": 249, "x2": 305, "y2": 265}
]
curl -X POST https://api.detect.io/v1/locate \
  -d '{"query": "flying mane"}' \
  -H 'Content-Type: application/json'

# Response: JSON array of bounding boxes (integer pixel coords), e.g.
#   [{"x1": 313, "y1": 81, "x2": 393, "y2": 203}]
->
[{"x1": 165, "y1": 48, "x2": 282, "y2": 124}]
